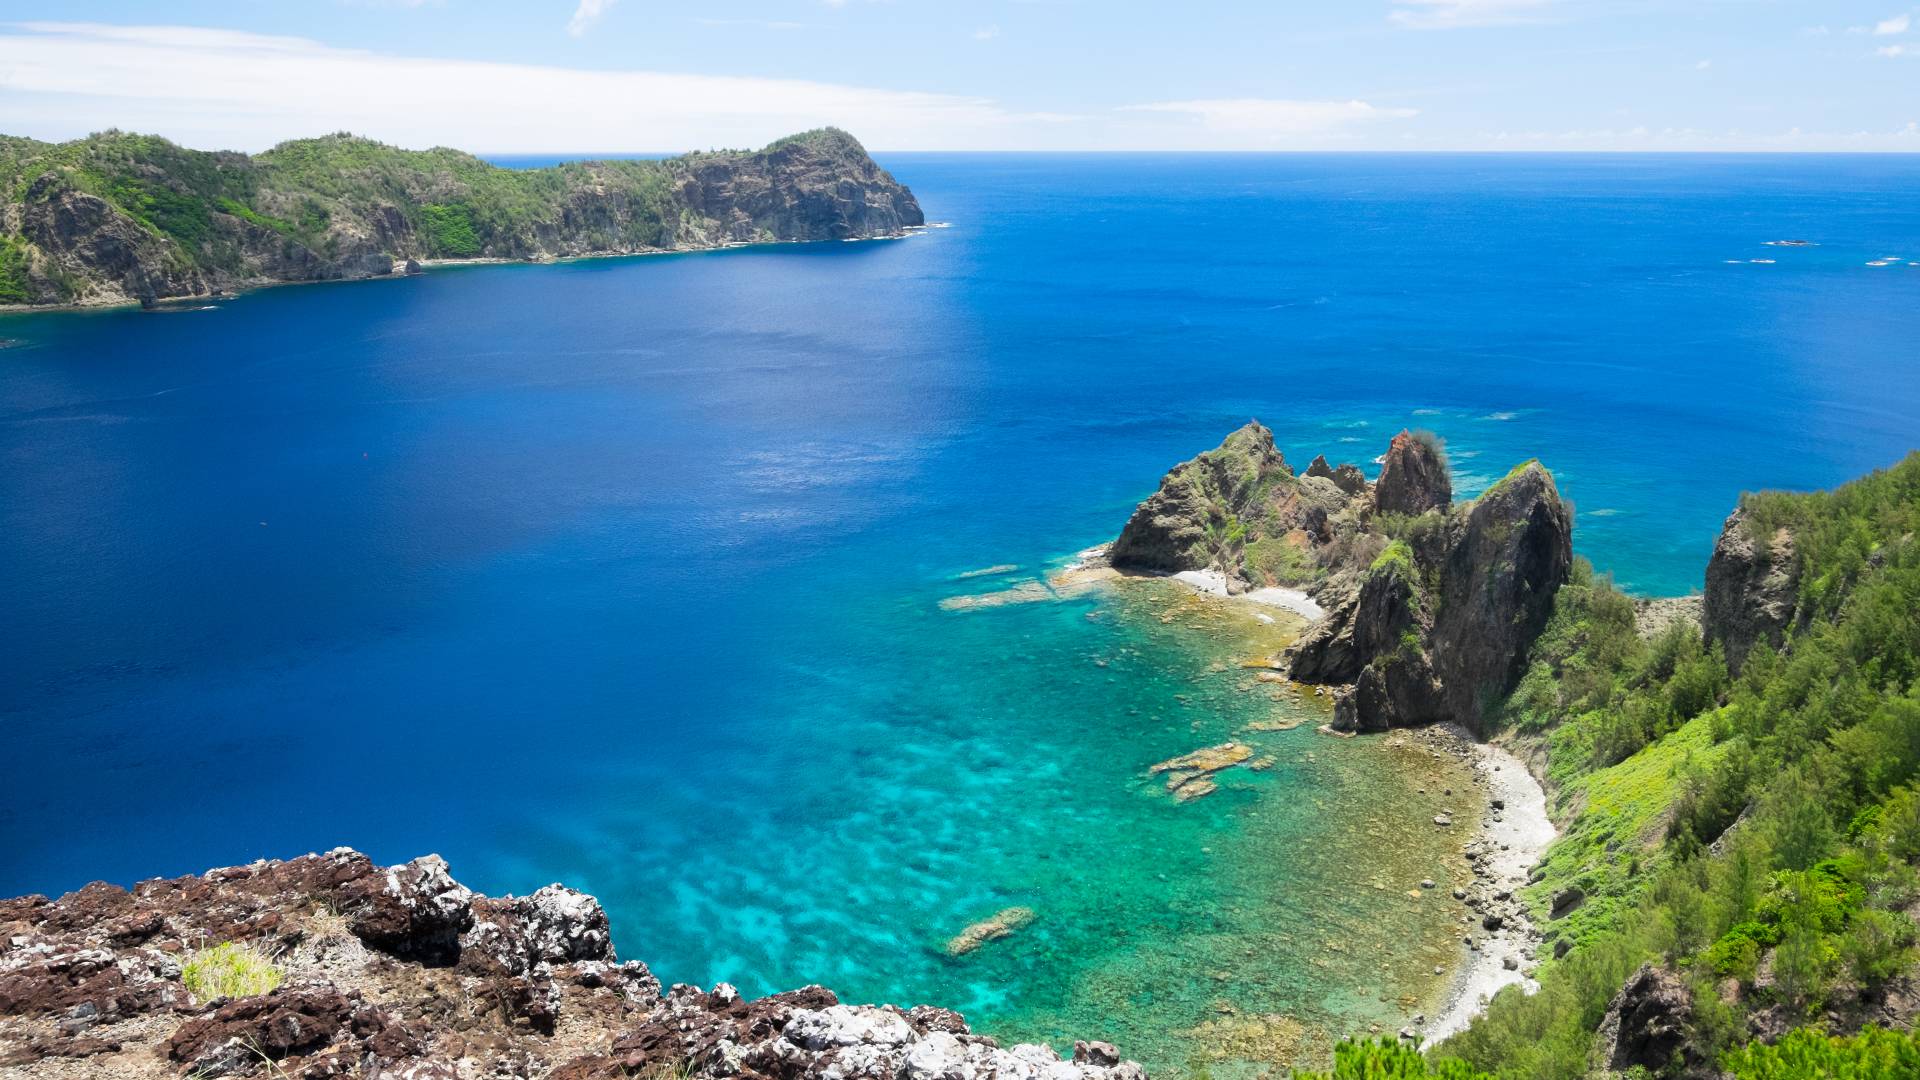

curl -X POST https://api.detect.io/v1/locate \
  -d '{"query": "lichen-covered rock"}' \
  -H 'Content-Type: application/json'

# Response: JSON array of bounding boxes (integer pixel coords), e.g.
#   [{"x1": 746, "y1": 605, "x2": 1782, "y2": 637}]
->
[
  {"x1": 1373, "y1": 430, "x2": 1452, "y2": 516},
  {"x1": 0, "y1": 852, "x2": 1144, "y2": 1080},
  {"x1": 1703, "y1": 506, "x2": 1801, "y2": 673}
]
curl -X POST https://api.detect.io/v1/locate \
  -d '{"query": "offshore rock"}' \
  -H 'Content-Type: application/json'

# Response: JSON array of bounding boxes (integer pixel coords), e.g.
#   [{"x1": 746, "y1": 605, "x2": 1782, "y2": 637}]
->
[
  {"x1": 0, "y1": 850, "x2": 1141, "y2": 1080},
  {"x1": 1703, "y1": 506, "x2": 1801, "y2": 673}
]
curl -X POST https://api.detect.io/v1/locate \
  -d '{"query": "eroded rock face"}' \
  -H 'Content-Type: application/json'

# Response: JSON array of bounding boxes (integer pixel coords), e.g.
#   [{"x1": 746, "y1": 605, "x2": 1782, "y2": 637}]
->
[
  {"x1": 1293, "y1": 463, "x2": 1572, "y2": 735},
  {"x1": 0, "y1": 851, "x2": 1142, "y2": 1080},
  {"x1": 1373, "y1": 430, "x2": 1452, "y2": 517},
  {"x1": 1427, "y1": 463, "x2": 1574, "y2": 730},
  {"x1": 1703, "y1": 506, "x2": 1801, "y2": 673},
  {"x1": 1594, "y1": 964, "x2": 1706, "y2": 1077}
]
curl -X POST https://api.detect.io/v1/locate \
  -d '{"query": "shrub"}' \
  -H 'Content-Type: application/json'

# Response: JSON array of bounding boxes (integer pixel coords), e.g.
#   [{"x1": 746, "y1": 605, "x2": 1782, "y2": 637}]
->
[
  {"x1": 1293, "y1": 1038, "x2": 1492, "y2": 1079},
  {"x1": 181, "y1": 941, "x2": 283, "y2": 1001},
  {"x1": 1724, "y1": 1025, "x2": 1920, "y2": 1079}
]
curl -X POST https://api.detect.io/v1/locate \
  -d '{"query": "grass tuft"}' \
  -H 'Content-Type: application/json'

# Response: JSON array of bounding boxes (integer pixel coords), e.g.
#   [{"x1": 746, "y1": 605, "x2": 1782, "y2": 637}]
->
[{"x1": 181, "y1": 941, "x2": 284, "y2": 1002}]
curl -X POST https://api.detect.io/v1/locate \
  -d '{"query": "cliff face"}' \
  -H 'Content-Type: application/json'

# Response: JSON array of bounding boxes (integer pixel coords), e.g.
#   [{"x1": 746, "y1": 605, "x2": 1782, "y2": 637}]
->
[
  {"x1": 1111, "y1": 425, "x2": 1572, "y2": 736},
  {"x1": 0, "y1": 128, "x2": 924, "y2": 308},
  {"x1": 0, "y1": 850, "x2": 1140, "y2": 1080},
  {"x1": 1702, "y1": 506, "x2": 1801, "y2": 673}
]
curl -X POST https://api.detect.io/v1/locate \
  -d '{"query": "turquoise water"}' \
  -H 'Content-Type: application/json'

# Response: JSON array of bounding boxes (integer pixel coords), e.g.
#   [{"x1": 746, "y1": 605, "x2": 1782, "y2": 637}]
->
[{"x1": 4, "y1": 154, "x2": 1920, "y2": 1070}]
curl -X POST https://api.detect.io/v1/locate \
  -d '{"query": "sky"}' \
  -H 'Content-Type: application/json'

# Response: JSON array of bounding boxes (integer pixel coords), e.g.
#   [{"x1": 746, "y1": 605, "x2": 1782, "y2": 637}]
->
[{"x1": 0, "y1": 2, "x2": 1917, "y2": 152}]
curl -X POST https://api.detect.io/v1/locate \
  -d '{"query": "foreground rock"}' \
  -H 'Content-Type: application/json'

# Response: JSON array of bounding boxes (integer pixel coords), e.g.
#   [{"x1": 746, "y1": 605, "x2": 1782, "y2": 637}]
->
[
  {"x1": 0, "y1": 850, "x2": 1142, "y2": 1080},
  {"x1": 2, "y1": 128, "x2": 924, "y2": 309},
  {"x1": 1111, "y1": 423, "x2": 1572, "y2": 735}
]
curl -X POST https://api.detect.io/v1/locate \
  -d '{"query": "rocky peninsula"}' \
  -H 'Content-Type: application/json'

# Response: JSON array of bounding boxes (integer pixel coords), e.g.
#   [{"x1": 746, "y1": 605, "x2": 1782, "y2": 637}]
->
[
  {"x1": 0, "y1": 127, "x2": 922, "y2": 309},
  {"x1": 0, "y1": 849, "x2": 1142, "y2": 1080}
]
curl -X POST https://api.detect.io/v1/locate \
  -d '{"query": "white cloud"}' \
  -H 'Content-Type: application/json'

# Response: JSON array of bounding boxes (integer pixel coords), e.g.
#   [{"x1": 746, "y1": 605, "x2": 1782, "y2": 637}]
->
[
  {"x1": 0, "y1": 22, "x2": 1076, "y2": 151},
  {"x1": 973, "y1": 25, "x2": 1001, "y2": 41},
  {"x1": 567, "y1": 0, "x2": 617, "y2": 37},
  {"x1": 1874, "y1": 13, "x2": 1911, "y2": 35},
  {"x1": 1879, "y1": 43, "x2": 1912, "y2": 56},
  {"x1": 1390, "y1": 0, "x2": 1552, "y2": 30},
  {"x1": 1120, "y1": 99, "x2": 1419, "y2": 139},
  {"x1": 1695, "y1": 59, "x2": 1711, "y2": 70}
]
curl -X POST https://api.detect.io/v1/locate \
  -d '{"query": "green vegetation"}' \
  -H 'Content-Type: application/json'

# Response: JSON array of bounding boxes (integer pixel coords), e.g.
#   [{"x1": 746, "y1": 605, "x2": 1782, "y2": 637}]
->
[
  {"x1": 1247, "y1": 534, "x2": 1322, "y2": 586},
  {"x1": 180, "y1": 941, "x2": 283, "y2": 1001},
  {"x1": 1723, "y1": 1025, "x2": 1920, "y2": 1078},
  {"x1": 0, "y1": 234, "x2": 34, "y2": 303},
  {"x1": 1416, "y1": 453, "x2": 1920, "y2": 1079},
  {"x1": 1371, "y1": 539, "x2": 1417, "y2": 578},
  {"x1": 1290, "y1": 1038, "x2": 1492, "y2": 1079}
]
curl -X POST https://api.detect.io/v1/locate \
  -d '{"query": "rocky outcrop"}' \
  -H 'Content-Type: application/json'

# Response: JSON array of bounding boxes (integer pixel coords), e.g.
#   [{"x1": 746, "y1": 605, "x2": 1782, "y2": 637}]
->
[
  {"x1": 1373, "y1": 430, "x2": 1452, "y2": 516},
  {"x1": 1110, "y1": 424, "x2": 1571, "y2": 735},
  {"x1": 1112, "y1": 422, "x2": 1306, "y2": 586},
  {"x1": 1703, "y1": 507, "x2": 1801, "y2": 673},
  {"x1": 0, "y1": 850, "x2": 1141, "y2": 1080},
  {"x1": 1593, "y1": 964, "x2": 1708, "y2": 1077},
  {"x1": 1288, "y1": 462, "x2": 1572, "y2": 735},
  {"x1": 0, "y1": 128, "x2": 924, "y2": 309}
]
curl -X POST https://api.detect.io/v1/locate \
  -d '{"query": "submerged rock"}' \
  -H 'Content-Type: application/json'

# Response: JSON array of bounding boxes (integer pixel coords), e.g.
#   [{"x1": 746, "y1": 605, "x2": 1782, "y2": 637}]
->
[
  {"x1": 1150, "y1": 742, "x2": 1257, "y2": 800},
  {"x1": 943, "y1": 907, "x2": 1038, "y2": 957}
]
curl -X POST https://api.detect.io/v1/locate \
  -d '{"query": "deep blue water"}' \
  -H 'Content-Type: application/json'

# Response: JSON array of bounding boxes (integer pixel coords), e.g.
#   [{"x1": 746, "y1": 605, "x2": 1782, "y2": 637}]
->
[{"x1": 3, "y1": 153, "x2": 1918, "y2": 1061}]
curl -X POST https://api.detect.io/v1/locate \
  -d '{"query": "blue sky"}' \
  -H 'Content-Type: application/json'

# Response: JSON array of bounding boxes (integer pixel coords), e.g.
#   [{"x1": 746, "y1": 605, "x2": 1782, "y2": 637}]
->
[{"x1": 1, "y1": 1, "x2": 1917, "y2": 151}]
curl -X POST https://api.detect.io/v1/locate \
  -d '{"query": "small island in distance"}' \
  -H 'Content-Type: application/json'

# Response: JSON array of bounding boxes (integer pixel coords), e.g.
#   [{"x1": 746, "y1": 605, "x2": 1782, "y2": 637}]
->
[{"x1": 0, "y1": 127, "x2": 923, "y2": 309}]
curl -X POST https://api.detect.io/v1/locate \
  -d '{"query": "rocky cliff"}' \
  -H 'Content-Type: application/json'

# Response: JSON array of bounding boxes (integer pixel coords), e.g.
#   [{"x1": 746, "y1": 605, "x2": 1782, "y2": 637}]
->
[
  {"x1": 0, "y1": 850, "x2": 1140, "y2": 1080},
  {"x1": 0, "y1": 127, "x2": 923, "y2": 309},
  {"x1": 1111, "y1": 425, "x2": 1573, "y2": 736},
  {"x1": 1701, "y1": 506, "x2": 1802, "y2": 673}
]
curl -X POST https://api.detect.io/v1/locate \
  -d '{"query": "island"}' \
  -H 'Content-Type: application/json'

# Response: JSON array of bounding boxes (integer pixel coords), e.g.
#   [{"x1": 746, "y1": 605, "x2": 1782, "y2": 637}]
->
[{"x1": 0, "y1": 127, "x2": 922, "y2": 309}]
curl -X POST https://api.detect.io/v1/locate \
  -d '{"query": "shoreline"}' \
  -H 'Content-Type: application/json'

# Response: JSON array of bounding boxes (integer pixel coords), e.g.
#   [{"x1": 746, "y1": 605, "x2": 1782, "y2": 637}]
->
[
  {"x1": 0, "y1": 225, "x2": 934, "y2": 317},
  {"x1": 1424, "y1": 734, "x2": 1557, "y2": 1045}
]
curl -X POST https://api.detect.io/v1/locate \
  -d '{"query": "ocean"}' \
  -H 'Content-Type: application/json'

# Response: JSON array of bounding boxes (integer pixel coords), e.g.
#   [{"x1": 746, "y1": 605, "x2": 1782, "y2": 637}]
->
[{"x1": 3, "y1": 153, "x2": 1917, "y2": 1071}]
